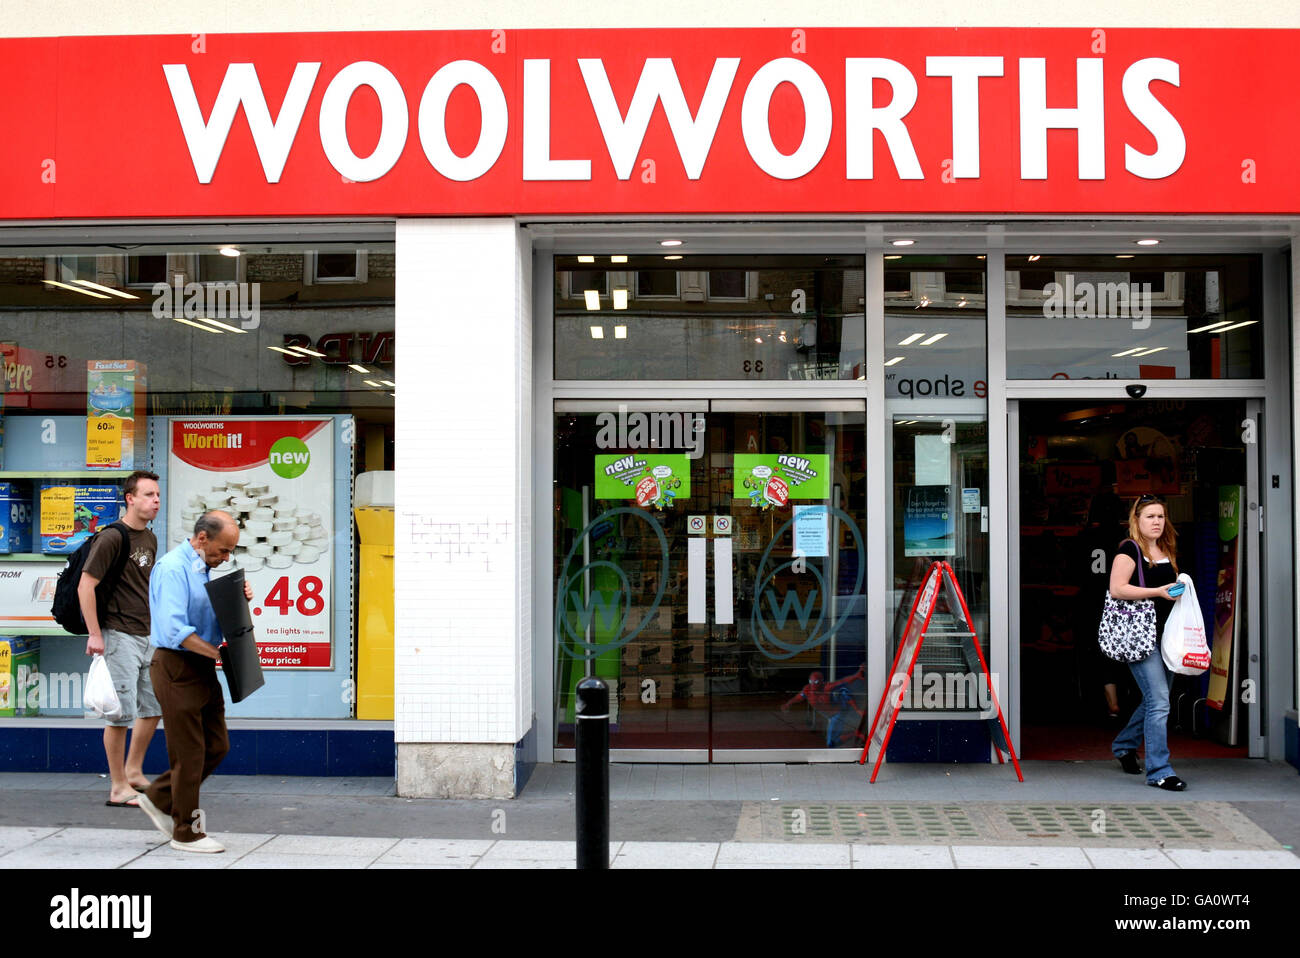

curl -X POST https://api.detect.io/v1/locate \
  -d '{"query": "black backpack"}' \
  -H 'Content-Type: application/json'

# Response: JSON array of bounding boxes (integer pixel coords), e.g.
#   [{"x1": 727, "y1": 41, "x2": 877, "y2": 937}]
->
[{"x1": 50, "y1": 521, "x2": 131, "y2": 635}]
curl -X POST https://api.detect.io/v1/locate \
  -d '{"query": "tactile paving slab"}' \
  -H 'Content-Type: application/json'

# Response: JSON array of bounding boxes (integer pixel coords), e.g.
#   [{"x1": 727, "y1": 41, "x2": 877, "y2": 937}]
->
[{"x1": 738, "y1": 802, "x2": 1279, "y2": 849}]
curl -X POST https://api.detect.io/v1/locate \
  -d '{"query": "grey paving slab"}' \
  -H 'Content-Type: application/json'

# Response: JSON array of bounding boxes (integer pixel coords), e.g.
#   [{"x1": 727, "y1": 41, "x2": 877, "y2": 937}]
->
[
  {"x1": 2, "y1": 827, "x2": 165, "y2": 868},
  {"x1": 0, "y1": 825, "x2": 60, "y2": 854},
  {"x1": 715, "y1": 842, "x2": 852, "y2": 866},
  {"x1": 373, "y1": 838, "x2": 494, "y2": 866},
  {"x1": 951, "y1": 845, "x2": 1093, "y2": 868},
  {"x1": 733, "y1": 765, "x2": 765, "y2": 797},
  {"x1": 124, "y1": 832, "x2": 276, "y2": 868},
  {"x1": 229, "y1": 853, "x2": 376, "y2": 869},
  {"x1": 707, "y1": 765, "x2": 739, "y2": 801},
  {"x1": 681, "y1": 764, "x2": 710, "y2": 799},
  {"x1": 624, "y1": 764, "x2": 658, "y2": 799},
  {"x1": 715, "y1": 861, "x2": 851, "y2": 869},
  {"x1": 1083, "y1": 848, "x2": 1179, "y2": 869},
  {"x1": 607, "y1": 764, "x2": 633, "y2": 797},
  {"x1": 475, "y1": 840, "x2": 621, "y2": 867},
  {"x1": 1163, "y1": 848, "x2": 1300, "y2": 869},
  {"x1": 852, "y1": 844, "x2": 956, "y2": 868},
  {"x1": 653, "y1": 764, "x2": 684, "y2": 799},
  {"x1": 759, "y1": 764, "x2": 789, "y2": 799},
  {"x1": 255, "y1": 834, "x2": 400, "y2": 858},
  {"x1": 612, "y1": 841, "x2": 719, "y2": 868}
]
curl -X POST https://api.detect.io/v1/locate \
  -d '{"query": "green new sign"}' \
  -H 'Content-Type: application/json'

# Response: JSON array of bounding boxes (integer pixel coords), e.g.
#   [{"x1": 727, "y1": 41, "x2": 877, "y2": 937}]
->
[
  {"x1": 733, "y1": 453, "x2": 830, "y2": 506},
  {"x1": 594, "y1": 453, "x2": 690, "y2": 508}
]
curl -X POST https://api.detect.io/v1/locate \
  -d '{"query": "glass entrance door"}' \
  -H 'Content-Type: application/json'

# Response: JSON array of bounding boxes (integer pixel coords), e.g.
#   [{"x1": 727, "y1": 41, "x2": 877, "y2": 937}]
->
[{"x1": 553, "y1": 401, "x2": 867, "y2": 758}]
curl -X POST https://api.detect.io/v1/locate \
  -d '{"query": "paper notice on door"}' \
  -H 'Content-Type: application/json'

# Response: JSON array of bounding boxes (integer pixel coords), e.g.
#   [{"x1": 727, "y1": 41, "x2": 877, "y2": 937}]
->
[
  {"x1": 792, "y1": 504, "x2": 829, "y2": 557},
  {"x1": 714, "y1": 537, "x2": 734, "y2": 625},
  {"x1": 688, "y1": 537, "x2": 706, "y2": 624}
]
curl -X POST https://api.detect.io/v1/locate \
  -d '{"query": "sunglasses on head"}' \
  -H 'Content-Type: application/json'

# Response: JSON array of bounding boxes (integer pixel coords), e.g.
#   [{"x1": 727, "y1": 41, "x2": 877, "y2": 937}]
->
[{"x1": 1136, "y1": 494, "x2": 1165, "y2": 505}]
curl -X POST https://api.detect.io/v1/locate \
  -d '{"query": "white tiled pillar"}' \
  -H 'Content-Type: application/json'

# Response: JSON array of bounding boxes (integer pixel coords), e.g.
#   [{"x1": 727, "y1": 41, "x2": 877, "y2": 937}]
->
[{"x1": 393, "y1": 218, "x2": 532, "y2": 798}]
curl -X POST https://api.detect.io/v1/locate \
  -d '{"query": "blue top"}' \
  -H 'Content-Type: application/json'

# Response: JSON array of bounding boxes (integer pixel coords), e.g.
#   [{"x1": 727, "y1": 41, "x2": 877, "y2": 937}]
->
[{"x1": 149, "y1": 540, "x2": 221, "y2": 650}]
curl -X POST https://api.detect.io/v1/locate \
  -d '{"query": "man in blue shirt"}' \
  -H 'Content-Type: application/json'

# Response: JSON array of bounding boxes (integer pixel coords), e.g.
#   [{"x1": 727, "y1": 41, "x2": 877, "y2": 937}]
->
[{"x1": 136, "y1": 510, "x2": 252, "y2": 854}]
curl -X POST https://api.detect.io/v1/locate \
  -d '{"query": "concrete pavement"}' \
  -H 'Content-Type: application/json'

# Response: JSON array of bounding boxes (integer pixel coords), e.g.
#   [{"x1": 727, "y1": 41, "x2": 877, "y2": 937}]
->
[{"x1": 2, "y1": 759, "x2": 1297, "y2": 868}]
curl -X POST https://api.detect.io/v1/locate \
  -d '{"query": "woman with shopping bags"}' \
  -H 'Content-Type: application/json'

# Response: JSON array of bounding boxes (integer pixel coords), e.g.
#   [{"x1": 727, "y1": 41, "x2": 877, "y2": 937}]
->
[{"x1": 1100, "y1": 494, "x2": 1188, "y2": 791}]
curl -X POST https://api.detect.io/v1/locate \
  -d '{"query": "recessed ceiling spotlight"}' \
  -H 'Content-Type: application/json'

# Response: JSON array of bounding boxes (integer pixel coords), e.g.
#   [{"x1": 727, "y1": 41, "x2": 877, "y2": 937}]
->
[
  {"x1": 613, "y1": 288, "x2": 628, "y2": 310},
  {"x1": 614, "y1": 326, "x2": 627, "y2": 339},
  {"x1": 584, "y1": 290, "x2": 600, "y2": 311},
  {"x1": 660, "y1": 239, "x2": 683, "y2": 247},
  {"x1": 1027, "y1": 255, "x2": 1041, "y2": 262},
  {"x1": 219, "y1": 246, "x2": 241, "y2": 257},
  {"x1": 349, "y1": 364, "x2": 370, "y2": 373},
  {"x1": 590, "y1": 326, "x2": 604, "y2": 339},
  {"x1": 610, "y1": 255, "x2": 628, "y2": 263},
  {"x1": 884, "y1": 254, "x2": 903, "y2": 260},
  {"x1": 1115, "y1": 254, "x2": 1136, "y2": 259},
  {"x1": 1136, "y1": 238, "x2": 1160, "y2": 246},
  {"x1": 891, "y1": 239, "x2": 915, "y2": 247},
  {"x1": 664, "y1": 255, "x2": 682, "y2": 261},
  {"x1": 884, "y1": 356, "x2": 905, "y2": 366},
  {"x1": 898, "y1": 333, "x2": 925, "y2": 346},
  {"x1": 577, "y1": 255, "x2": 595, "y2": 264}
]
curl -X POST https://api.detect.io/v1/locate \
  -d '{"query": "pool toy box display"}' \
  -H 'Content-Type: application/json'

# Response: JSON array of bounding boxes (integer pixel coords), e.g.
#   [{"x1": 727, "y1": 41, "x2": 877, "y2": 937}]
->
[
  {"x1": 86, "y1": 360, "x2": 146, "y2": 469},
  {"x1": 0, "y1": 482, "x2": 34, "y2": 553},
  {"x1": 38, "y1": 484, "x2": 120, "y2": 554}
]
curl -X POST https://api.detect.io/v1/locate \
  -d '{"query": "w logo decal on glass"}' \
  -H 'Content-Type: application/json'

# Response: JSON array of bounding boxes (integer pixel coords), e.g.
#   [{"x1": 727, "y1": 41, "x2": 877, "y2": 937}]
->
[
  {"x1": 751, "y1": 506, "x2": 865, "y2": 660},
  {"x1": 555, "y1": 507, "x2": 669, "y2": 661}
]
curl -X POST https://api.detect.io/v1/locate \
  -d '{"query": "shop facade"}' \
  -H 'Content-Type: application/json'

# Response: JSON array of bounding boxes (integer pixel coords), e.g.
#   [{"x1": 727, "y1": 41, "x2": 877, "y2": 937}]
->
[{"x1": 0, "y1": 14, "x2": 1297, "y2": 796}]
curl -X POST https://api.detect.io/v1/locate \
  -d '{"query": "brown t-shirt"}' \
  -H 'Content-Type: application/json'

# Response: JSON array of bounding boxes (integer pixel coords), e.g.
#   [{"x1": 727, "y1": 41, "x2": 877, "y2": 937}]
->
[{"x1": 84, "y1": 524, "x2": 157, "y2": 636}]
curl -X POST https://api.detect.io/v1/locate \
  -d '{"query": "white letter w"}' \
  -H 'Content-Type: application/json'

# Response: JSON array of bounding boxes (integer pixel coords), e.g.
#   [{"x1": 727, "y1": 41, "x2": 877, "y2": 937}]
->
[{"x1": 163, "y1": 62, "x2": 321, "y2": 183}]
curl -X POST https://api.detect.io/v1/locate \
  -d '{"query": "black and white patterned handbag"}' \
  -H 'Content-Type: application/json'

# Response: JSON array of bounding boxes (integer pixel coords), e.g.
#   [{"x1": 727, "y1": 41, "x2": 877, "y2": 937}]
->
[{"x1": 1098, "y1": 539, "x2": 1157, "y2": 663}]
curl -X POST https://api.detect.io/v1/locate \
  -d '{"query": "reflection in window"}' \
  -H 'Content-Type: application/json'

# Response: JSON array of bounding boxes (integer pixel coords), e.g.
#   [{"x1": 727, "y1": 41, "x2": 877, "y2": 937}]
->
[
  {"x1": 1004, "y1": 255, "x2": 1262, "y2": 379},
  {"x1": 555, "y1": 255, "x2": 864, "y2": 381}
]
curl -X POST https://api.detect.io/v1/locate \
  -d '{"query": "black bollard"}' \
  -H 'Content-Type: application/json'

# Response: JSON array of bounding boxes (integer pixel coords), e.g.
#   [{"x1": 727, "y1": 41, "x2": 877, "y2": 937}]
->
[{"x1": 575, "y1": 676, "x2": 609, "y2": 870}]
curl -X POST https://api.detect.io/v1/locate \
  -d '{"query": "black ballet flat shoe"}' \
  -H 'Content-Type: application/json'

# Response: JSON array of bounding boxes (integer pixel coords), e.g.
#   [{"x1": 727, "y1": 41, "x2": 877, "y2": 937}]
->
[
  {"x1": 1116, "y1": 751, "x2": 1141, "y2": 774},
  {"x1": 1148, "y1": 775, "x2": 1187, "y2": 791}
]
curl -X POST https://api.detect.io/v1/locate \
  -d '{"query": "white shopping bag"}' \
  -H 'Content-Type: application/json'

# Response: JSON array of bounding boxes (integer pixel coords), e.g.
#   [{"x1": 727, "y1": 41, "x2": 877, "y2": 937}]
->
[
  {"x1": 1161, "y1": 573, "x2": 1210, "y2": 675},
  {"x1": 83, "y1": 654, "x2": 124, "y2": 721}
]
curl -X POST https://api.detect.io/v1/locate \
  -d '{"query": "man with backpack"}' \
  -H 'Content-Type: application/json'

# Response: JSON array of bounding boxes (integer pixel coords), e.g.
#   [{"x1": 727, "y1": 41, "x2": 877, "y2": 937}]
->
[{"x1": 78, "y1": 470, "x2": 161, "y2": 808}]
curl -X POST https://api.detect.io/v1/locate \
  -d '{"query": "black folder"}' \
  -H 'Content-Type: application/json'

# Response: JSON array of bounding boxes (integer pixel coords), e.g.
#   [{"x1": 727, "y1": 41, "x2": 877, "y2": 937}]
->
[{"x1": 204, "y1": 570, "x2": 266, "y2": 703}]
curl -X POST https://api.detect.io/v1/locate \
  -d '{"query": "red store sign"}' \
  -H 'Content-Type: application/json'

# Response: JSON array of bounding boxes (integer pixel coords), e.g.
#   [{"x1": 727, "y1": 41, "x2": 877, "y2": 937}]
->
[{"x1": 0, "y1": 28, "x2": 1296, "y2": 218}]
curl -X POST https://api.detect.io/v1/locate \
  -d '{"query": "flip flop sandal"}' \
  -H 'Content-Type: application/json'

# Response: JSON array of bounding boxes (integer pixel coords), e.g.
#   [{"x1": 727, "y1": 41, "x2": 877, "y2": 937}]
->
[{"x1": 105, "y1": 797, "x2": 140, "y2": 808}]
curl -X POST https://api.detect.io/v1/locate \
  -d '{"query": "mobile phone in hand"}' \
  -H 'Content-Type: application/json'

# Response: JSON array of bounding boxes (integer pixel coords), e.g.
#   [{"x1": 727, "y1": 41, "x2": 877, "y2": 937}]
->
[{"x1": 1168, "y1": 583, "x2": 1185, "y2": 597}]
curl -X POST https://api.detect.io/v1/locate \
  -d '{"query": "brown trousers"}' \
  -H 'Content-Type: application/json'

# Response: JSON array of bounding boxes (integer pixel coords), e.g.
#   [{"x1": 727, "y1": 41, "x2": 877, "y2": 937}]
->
[{"x1": 145, "y1": 648, "x2": 229, "y2": 842}]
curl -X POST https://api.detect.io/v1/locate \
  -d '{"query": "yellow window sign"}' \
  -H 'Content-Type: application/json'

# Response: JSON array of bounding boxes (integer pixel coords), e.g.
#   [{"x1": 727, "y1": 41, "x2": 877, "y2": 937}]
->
[
  {"x1": 86, "y1": 416, "x2": 124, "y2": 467},
  {"x1": 40, "y1": 486, "x2": 76, "y2": 536}
]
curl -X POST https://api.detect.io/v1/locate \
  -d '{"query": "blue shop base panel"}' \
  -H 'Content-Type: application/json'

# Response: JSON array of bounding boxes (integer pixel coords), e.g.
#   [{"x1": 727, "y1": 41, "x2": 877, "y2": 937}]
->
[
  {"x1": 0, "y1": 727, "x2": 395, "y2": 777},
  {"x1": 884, "y1": 720, "x2": 994, "y2": 763}
]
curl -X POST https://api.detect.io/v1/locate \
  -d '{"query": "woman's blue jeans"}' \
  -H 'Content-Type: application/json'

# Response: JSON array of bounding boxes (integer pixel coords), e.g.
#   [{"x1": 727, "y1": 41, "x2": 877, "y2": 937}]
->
[{"x1": 1112, "y1": 649, "x2": 1176, "y2": 782}]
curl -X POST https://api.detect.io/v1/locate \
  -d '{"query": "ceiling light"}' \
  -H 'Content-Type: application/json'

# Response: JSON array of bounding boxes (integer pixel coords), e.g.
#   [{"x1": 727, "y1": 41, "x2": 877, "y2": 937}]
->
[
  {"x1": 1027, "y1": 255, "x2": 1041, "y2": 262},
  {"x1": 754, "y1": 337, "x2": 763, "y2": 344},
  {"x1": 172, "y1": 316, "x2": 221, "y2": 332},
  {"x1": 919, "y1": 333, "x2": 948, "y2": 346},
  {"x1": 1111, "y1": 347, "x2": 1146, "y2": 357},
  {"x1": 1115, "y1": 254, "x2": 1135, "y2": 259},
  {"x1": 957, "y1": 299, "x2": 968, "y2": 307},
  {"x1": 1132, "y1": 346, "x2": 1167, "y2": 357},
  {"x1": 584, "y1": 290, "x2": 600, "y2": 311},
  {"x1": 664, "y1": 255, "x2": 682, "y2": 261},
  {"x1": 884, "y1": 254, "x2": 903, "y2": 260},
  {"x1": 364, "y1": 380, "x2": 383, "y2": 388},
  {"x1": 42, "y1": 279, "x2": 110, "y2": 299},
  {"x1": 1135, "y1": 238, "x2": 1160, "y2": 246},
  {"x1": 590, "y1": 326, "x2": 604, "y2": 339},
  {"x1": 380, "y1": 380, "x2": 395, "y2": 388},
  {"x1": 349, "y1": 364, "x2": 370, "y2": 373},
  {"x1": 73, "y1": 280, "x2": 138, "y2": 300},
  {"x1": 288, "y1": 345, "x2": 326, "y2": 357},
  {"x1": 976, "y1": 255, "x2": 986, "y2": 260},
  {"x1": 778, "y1": 331, "x2": 788, "y2": 343},
  {"x1": 610, "y1": 255, "x2": 628, "y2": 264},
  {"x1": 267, "y1": 346, "x2": 299, "y2": 355},
  {"x1": 891, "y1": 239, "x2": 915, "y2": 247},
  {"x1": 219, "y1": 246, "x2": 241, "y2": 257},
  {"x1": 613, "y1": 288, "x2": 628, "y2": 310},
  {"x1": 917, "y1": 297, "x2": 931, "y2": 308},
  {"x1": 660, "y1": 239, "x2": 683, "y2": 247},
  {"x1": 614, "y1": 326, "x2": 627, "y2": 339},
  {"x1": 577, "y1": 255, "x2": 595, "y2": 263},
  {"x1": 897, "y1": 333, "x2": 925, "y2": 346},
  {"x1": 884, "y1": 356, "x2": 905, "y2": 366},
  {"x1": 1213, "y1": 320, "x2": 1258, "y2": 333},
  {"x1": 193, "y1": 316, "x2": 247, "y2": 333},
  {"x1": 1186, "y1": 320, "x2": 1234, "y2": 334}
]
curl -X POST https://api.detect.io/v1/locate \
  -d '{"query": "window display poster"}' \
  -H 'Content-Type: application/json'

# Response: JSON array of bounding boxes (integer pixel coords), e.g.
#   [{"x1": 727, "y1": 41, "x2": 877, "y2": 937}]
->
[
  {"x1": 169, "y1": 418, "x2": 334, "y2": 669},
  {"x1": 733, "y1": 453, "x2": 830, "y2": 507},
  {"x1": 793, "y1": 504, "x2": 829, "y2": 557},
  {"x1": 594, "y1": 453, "x2": 690, "y2": 507},
  {"x1": 904, "y1": 485, "x2": 955, "y2": 557}
]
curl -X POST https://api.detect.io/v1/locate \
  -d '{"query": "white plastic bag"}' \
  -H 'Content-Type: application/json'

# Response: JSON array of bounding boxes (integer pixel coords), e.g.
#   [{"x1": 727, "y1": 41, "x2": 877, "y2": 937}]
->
[
  {"x1": 83, "y1": 654, "x2": 124, "y2": 721},
  {"x1": 1161, "y1": 573, "x2": 1210, "y2": 675}
]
